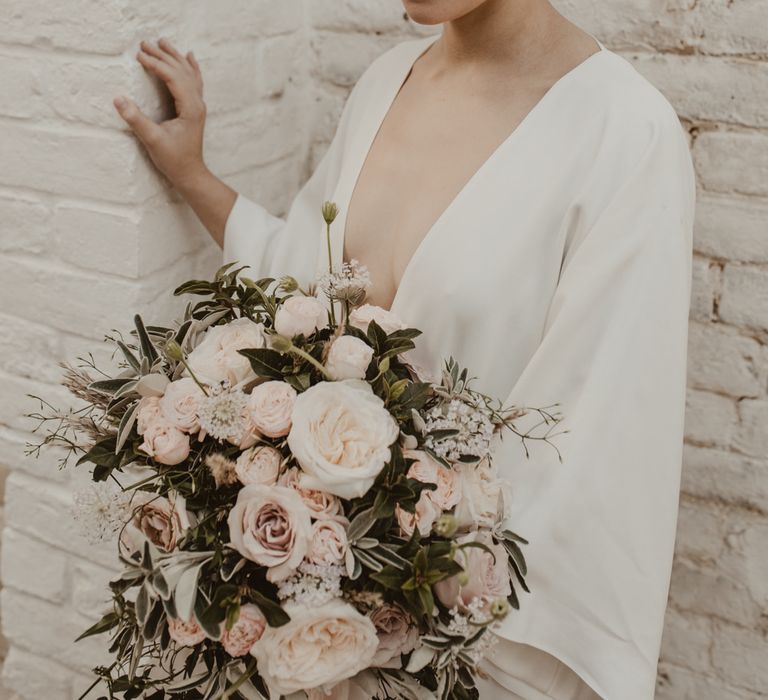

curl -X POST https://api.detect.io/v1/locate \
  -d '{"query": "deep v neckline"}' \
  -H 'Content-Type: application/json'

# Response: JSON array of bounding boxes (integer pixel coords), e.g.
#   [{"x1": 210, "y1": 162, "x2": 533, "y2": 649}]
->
[{"x1": 329, "y1": 32, "x2": 606, "y2": 313}]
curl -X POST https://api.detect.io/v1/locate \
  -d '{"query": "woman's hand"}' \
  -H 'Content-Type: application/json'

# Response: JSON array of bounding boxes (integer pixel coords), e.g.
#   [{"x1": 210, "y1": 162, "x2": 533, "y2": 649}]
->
[{"x1": 114, "y1": 38, "x2": 208, "y2": 190}]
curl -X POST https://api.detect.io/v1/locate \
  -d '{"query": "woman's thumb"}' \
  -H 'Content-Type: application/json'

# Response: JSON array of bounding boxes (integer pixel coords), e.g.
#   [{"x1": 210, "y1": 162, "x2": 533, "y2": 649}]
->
[{"x1": 114, "y1": 96, "x2": 159, "y2": 144}]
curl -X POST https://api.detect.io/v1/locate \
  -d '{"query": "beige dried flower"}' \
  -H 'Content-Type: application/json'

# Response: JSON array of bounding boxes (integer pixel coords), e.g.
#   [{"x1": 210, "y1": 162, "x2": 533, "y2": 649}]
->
[{"x1": 205, "y1": 453, "x2": 239, "y2": 488}]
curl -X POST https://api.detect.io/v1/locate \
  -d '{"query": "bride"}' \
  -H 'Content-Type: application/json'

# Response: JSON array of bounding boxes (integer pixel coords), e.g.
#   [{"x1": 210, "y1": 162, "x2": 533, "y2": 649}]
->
[{"x1": 114, "y1": 1, "x2": 695, "y2": 698}]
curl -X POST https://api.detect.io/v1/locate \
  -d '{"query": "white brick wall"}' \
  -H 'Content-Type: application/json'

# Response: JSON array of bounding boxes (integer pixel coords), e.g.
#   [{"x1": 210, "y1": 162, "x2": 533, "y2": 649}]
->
[{"x1": 0, "y1": 2, "x2": 766, "y2": 699}]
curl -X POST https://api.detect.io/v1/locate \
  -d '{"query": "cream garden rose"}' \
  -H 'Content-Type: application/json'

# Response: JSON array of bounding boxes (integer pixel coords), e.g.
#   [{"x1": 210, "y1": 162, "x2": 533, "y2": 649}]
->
[
  {"x1": 286, "y1": 380, "x2": 399, "y2": 499},
  {"x1": 348, "y1": 304, "x2": 406, "y2": 335},
  {"x1": 185, "y1": 317, "x2": 266, "y2": 387},
  {"x1": 249, "y1": 600, "x2": 379, "y2": 696},
  {"x1": 246, "y1": 380, "x2": 296, "y2": 438},
  {"x1": 159, "y1": 377, "x2": 204, "y2": 433},
  {"x1": 453, "y1": 458, "x2": 508, "y2": 529},
  {"x1": 235, "y1": 444, "x2": 282, "y2": 486},
  {"x1": 325, "y1": 335, "x2": 374, "y2": 381},
  {"x1": 274, "y1": 295, "x2": 327, "y2": 338},
  {"x1": 227, "y1": 484, "x2": 312, "y2": 582}
]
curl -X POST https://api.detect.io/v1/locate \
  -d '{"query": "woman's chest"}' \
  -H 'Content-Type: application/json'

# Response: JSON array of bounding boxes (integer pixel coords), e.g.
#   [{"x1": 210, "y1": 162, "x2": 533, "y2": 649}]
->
[{"x1": 341, "y1": 70, "x2": 557, "y2": 312}]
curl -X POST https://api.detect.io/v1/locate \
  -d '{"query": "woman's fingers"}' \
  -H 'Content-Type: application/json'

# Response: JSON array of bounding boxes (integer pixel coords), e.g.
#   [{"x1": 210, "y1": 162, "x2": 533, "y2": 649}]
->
[
  {"x1": 158, "y1": 37, "x2": 186, "y2": 64},
  {"x1": 187, "y1": 51, "x2": 201, "y2": 77},
  {"x1": 137, "y1": 50, "x2": 175, "y2": 84},
  {"x1": 139, "y1": 40, "x2": 175, "y2": 65},
  {"x1": 113, "y1": 96, "x2": 161, "y2": 145}
]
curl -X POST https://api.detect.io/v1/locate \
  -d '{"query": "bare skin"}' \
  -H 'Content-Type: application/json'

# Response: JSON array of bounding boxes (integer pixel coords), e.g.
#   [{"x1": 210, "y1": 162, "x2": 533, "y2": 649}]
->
[{"x1": 114, "y1": 2, "x2": 598, "y2": 309}]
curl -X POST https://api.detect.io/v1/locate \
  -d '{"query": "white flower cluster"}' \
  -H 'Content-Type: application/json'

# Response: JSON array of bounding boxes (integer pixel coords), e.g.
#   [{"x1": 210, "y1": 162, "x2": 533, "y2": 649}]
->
[
  {"x1": 276, "y1": 561, "x2": 344, "y2": 607},
  {"x1": 317, "y1": 259, "x2": 371, "y2": 304},
  {"x1": 196, "y1": 381, "x2": 248, "y2": 442},
  {"x1": 423, "y1": 398, "x2": 495, "y2": 463},
  {"x1": 72, "y1": 483, "x2": 133, "y2": 544},
  {"x1": 442, "y1": 600, "x2": 501, "y2": 665}
]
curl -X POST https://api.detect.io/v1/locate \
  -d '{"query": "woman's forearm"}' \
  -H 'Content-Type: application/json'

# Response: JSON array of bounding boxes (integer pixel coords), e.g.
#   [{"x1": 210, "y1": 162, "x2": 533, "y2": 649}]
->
[{"x1": 174, "y1": 166, "x2": 238, "y2": 248}]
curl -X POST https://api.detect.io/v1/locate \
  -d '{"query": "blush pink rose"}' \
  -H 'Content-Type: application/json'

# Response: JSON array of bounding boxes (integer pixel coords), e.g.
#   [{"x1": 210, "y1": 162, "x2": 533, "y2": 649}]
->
[
  {"x1": 247, "y1": 381, "x2": 297, "y2": 438},
  {"x1": 159, "y1": 377, "x2": 204, "y2": 433},
  {"x1": 227, "y1": 484, "x2": 312, "y2": 582},
  {"x1": 128, "y1": 493, "x2": 191, "y2": 552},
  {"x1": 221, "y1": 603, "x2": 266, "y2": 657},
  {"x1": 348, "y1": 304, "x2": 406, "y2": 335},
  {"x1": 307, "y1": 518, "x2": 349, "y2": 565},
  {"x1": 136, "y1": 396, "x2": 163, "y2": 434},
  {"x1": 279, "y1": 467, "x2": 342, "y2": 519},
  {"x1": 325, "y1": 335, "x2": 374, "y2": 381},
  {"x1": 369, "y1": 604, "x2": 419, "y2": 668},
  {"x1": 274, "y1": 295, "x2": 327, "y2": 338},
  {"x1": 168, "y1": 616, "x2": 206, "y2": 647},
  {"x1": 139, "y1": 420, "x2": 190, "y2": 465},
  {"x1": 433, "y1": 531, "x2": 511, "y2": 610},
  {"x1": 235, "y1": 445, "x2": 282, "y2": 486}
]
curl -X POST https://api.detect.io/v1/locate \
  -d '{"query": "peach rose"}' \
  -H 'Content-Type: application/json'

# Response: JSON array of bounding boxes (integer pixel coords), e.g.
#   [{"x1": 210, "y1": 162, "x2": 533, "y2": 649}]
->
[
  {"x1": 235, "y1": 445, "x2": 282, "y2": 486},
  {"x1": 274, "y1": 295, "x2": 327, "y2": 338},
  {"x1": 221, "y1": 604, "x2": 266, "y2": 657},
  {"x1": 138, "y1": 420, "x2": 190, "y2": 465},
  {"x1": 307, "y1": 518, "x2": 349, "y2": 565},
  {"x1": 369, "y1": 604, "x2": 419, "y2": 668},
  {"x1": 286, "y1": 380, "x2": 399, "y2": 499},
  {"x1": 247, "y1": 380, "x2": 297, "y2": 438},
  {"x1": 279, "y1": 467, "x2": 342, "y2": 519},
  {"x1": 168, "y1": 616, "x2": 206, "y2": 647},
  {"x1": 227, "y1": 484, "x2": 312, "y2": 582},
  {"x1": 395, "y1": 497, "x2": 440, "y2": 537},
  {"x1": 129, "y1": 493, "x2": 190, "y2": 552},
  {"x1": 185, "y1": 317, "x2": 266, "y2": 387},
  {"x1": 136, "y1": 396, "x2": 163, "y2": 434},
  {"x1": 249, "y1": 600, "x2": 379, "y2": 696},
  {"x1": 348, "y1": 304, "x2": 406, "y2": 335},
  {"x1": 433, "y1": 531, "x2": 511, "y2": 610},
  {"x1": 405, "y1": 450, "x2": 461, "y2": 511},
  {"x1": 159, "y1": 377, "x2": 204, "y2": 433},
  {"x1": 325, "y1": 335, "x2": 374, "y2": 381}
]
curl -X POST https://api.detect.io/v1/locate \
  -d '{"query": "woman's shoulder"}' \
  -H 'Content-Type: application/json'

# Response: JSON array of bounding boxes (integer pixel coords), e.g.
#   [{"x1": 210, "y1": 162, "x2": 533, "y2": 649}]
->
[{"x1": 580, "y1": 48, "x2": 687, "y2": 142}]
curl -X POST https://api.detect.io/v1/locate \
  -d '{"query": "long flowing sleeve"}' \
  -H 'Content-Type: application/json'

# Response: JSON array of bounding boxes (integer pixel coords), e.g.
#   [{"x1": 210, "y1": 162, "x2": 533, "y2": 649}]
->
[{"x1": 491, "y1": 103, "x2": 696, "y2": 700}]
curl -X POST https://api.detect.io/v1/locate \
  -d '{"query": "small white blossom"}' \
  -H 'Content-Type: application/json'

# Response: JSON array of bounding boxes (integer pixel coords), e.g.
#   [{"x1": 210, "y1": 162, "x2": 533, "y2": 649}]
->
[
  {"x1": 317, "y1": 259, "x2": 371, "y2": 304},
  {"x1": 423, "y1": 398, "x2": 495, "y2": 463},
  {"x1": 197, "y1": 382, "x2": 248, "y2": 442},
  {"x1": 72, "y1": 483, "x2": 132, "y2": 544},
  {"x1": 276, "y1": 561, "x2": 344, "y2": 607}
]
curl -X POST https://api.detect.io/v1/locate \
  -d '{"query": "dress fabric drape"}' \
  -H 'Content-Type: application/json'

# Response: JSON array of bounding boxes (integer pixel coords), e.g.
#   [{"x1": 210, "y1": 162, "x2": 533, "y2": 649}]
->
[{"x1": 223, "y1": 32, "x2": 696, "y2": 700}]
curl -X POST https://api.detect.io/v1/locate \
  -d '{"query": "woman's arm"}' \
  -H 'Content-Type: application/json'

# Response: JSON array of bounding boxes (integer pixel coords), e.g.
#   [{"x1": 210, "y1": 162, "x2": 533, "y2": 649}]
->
[{"x1": 113, "y1": 38, "x2": 236, "y2": 247}]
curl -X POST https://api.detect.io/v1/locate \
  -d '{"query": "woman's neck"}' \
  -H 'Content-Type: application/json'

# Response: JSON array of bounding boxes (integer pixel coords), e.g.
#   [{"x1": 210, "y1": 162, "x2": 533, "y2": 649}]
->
[{"x1": 429, "y1": 0, "x2": 594, "y2": 79}]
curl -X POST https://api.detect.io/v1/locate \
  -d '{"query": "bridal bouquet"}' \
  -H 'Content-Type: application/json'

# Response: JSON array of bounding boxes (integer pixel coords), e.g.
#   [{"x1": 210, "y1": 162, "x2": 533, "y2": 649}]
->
[{"x1": 28, "y1": 202, "x2": 563, "y2": 700}]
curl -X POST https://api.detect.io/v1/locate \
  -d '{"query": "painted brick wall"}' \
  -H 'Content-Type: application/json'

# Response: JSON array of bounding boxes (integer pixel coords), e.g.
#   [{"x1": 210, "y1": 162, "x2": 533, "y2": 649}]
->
[
  {"x1": 0, "y1": 2, "x2": 312, "y2": 697},
  {"x1": 0, "y1": 2, "x2": 766, "y2": 699}
]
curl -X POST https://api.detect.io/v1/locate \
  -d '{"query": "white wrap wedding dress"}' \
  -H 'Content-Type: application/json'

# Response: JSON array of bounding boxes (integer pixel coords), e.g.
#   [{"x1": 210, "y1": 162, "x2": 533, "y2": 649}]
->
[{"x1": 222, "y1": 32, "x2": 695, "y2": 700}]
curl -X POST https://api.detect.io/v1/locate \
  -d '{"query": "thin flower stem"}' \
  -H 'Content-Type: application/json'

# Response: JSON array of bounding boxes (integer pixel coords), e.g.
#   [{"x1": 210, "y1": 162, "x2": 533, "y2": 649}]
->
[
  {"x1": 221, "y1": 658, "x2": 258, "y2": 700},
  {"x1": 288, "y1": 343, "x2": 333, "y2": 380},
  {"x1": 179, "y1": 357, "x2": 210, "y2": 397},
  {"x1": 325, "y1": 221, "x2": 334, "y2": 275}
]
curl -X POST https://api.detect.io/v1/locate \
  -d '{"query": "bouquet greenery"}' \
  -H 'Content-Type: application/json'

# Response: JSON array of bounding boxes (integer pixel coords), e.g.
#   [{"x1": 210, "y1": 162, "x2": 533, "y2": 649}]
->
[{"x1": 28, "y1": 202, "x2": 563, "y2": 700}]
